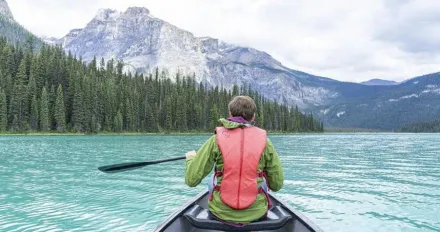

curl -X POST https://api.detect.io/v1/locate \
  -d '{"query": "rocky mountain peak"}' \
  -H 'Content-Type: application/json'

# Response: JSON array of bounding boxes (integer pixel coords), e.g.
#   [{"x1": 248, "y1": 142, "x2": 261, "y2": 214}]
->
[
  {"x1": 94, "y1": 8, "x2": 121, "y2": 22},
  {"x1": 125, "y1": 7, "x2": 150, "y2": 16},
  {"x1": 0, "y1": 0, "x2": 14, "y2": 20}
]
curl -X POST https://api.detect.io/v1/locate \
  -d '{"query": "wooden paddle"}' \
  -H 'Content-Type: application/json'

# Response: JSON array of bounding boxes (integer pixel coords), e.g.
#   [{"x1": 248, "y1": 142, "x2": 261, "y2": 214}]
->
[{"x1": 98, "y1": 156, "x2": 186, "y2": 173}]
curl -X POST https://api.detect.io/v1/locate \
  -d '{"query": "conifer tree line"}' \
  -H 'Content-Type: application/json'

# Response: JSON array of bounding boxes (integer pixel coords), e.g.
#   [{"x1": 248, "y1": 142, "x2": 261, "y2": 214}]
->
[
  {"x1": 398, "y1": 120, "x2": 440, "y2": 133},
  {"x1": 0, "y1": 36, "x2": 324, "y2": 133}
]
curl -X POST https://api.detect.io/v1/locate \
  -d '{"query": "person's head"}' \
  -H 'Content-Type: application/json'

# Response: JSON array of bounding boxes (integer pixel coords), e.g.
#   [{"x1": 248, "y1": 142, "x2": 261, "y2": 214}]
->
[{"x1": 228, "y1": 96, "x2": 257, "y2": 122}]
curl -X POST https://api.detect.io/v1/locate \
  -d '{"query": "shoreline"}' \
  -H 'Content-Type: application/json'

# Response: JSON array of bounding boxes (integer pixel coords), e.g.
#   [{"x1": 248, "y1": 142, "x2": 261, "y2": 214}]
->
[
  {"x1": 0, "y1": 131, "x2": 328, "y2": 136},
  {"x1": 1, "y1": 131, "x2": 430, "y2": 136}
]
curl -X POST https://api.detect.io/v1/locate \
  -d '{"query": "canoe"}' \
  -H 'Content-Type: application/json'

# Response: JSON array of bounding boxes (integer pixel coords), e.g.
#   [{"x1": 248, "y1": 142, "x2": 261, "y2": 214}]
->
[{"x1": 153, "y1": 190, "x2": 325, "y2": 232}]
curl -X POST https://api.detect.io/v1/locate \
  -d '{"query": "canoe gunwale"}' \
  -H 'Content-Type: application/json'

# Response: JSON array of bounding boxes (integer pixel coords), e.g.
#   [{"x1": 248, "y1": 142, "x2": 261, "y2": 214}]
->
[
  {"x1": 153, "y1": 191, "x2": 208, "y2": 232},
  {"x1": 153, "y1": 190, "x2": 325, "y2": 232},
  {"x1": 270, "y1": 192, "x2": 325, "y2": 232}
]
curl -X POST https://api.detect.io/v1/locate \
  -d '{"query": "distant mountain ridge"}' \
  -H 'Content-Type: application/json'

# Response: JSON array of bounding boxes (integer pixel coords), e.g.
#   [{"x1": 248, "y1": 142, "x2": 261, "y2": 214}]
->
[
  {"x1": 360, "y1": 79, "x2": 399, "y2": 86},
  {"x1": 316, "y1": 72, "x2": 440, "y2": 130}
]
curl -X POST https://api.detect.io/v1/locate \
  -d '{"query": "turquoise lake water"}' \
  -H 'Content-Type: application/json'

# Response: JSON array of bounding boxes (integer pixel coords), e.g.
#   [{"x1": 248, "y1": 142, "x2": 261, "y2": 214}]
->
[{"x1": 0, "y1": 134, "x2": 439, "y2": 232}]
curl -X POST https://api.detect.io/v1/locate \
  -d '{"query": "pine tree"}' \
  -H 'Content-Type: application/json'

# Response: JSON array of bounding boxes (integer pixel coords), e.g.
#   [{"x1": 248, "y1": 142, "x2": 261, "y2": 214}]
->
[
  {"x1": 233, "y1": 85, "x2": 239, "y2": 96},
  {"x1": 30, "y1": 94, "x2": 39, "y2": 131},
  {"x1": 9, "y1": 59, "x2": 29, "y2": 131},
  {"x1": 125, "y1": 98, "x2": 135, "y2": 131},
  {"x1": 49, "y1": 85, "x2": 55, "y2": 130},
  {"x1": 210, "y1": 104, "x2": 219, "y2": 129},
  {"x1": 146, "y1": 104, "x2": 157, "y2": 132},
  {"x1": 72, "y1": 81, "x2": 84, "y2": 132},
  {"x1": 4, "y1": 45, "x2": 15, "y2": 78},
  {"x1": 165, "y1": 96, "x2": 173, "y2": 131},
  {"x1": 55, "y1": 84, "x2": 66, "y2": 132},
  {"x1": 91, "y1": 115, "x2": 98, "y2": 133},
  {"x1": 176, "y1": 92, "x2": 188, "y2": 131},
  {"x1": 0, "y1": 88, "x2": 7, "y2": 131},
  {"x1": 30, "y1": 56, "x2": 45, "y2": 96},
  {"x1": 39, "y1": 87, "x2": 49, "y2": 132},
  {"x1": 114, "y1": 110, "x2": 123, "y2": 132},
  {"x1": 11, "y1": 115, "x2": 19, "y2": 132}
]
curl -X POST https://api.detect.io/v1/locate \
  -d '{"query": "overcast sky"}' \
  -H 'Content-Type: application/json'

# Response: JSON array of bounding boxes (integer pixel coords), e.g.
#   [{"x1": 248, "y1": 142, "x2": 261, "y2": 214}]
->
[{"x1": 7, "y1": 0, "x2": 440, "y2": 83}]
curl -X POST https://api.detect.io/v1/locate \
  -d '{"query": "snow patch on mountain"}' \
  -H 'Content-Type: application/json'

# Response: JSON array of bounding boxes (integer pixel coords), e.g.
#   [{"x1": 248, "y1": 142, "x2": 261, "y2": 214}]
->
[
  {"x1": 421, "y1": 85, "x2": 440, "y2": 95},
  {"x1": 401, "y1": 94, "x2": 419, "y2": 99},
  {"x1": 320, "y1": 109, "x2": 330, "y2": 115},
  {"x1": 337, "y1": 111, "x2": 346, "y2": 117},
  {"x1": 389, "y1": 94, "x2": 418, "y2": 102},
  {"x1": 388, "y1": 85, "x2": 440, "y2": 103}
]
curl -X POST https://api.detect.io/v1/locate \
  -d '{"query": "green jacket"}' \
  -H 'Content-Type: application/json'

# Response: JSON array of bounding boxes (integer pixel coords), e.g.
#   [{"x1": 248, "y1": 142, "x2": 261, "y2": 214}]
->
[{"x1": 185, "y1": 118, "x2": 284, "y2": 224}]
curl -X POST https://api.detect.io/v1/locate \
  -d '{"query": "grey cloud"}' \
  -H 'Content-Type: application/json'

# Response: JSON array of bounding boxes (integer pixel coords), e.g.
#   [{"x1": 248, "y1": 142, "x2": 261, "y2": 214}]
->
[
  {"x1": 376, "y1": 0, "x2": 440, "y2": 54},
  {"x1": 6, "y1": 0, "x2": 440, "y2": 83},
  {"x1": 250, "y1": 0, "x2": 440, "y2": 82}
]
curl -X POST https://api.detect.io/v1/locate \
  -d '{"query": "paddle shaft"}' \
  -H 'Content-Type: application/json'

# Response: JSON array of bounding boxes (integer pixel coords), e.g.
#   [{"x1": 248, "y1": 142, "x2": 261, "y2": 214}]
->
[{"x1": 98, "y1": 156, "x2": 186, "y2": 173}]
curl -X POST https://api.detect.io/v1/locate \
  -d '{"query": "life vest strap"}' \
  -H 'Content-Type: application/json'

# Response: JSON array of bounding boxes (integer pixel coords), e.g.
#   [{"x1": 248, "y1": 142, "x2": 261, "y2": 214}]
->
[
  {"x1": 209, "y1": 170, "x2": 223, "y2": 201},
  {"x1": 209, "y1": 185, "x2": 221, "y2": 201},
  {"x1": 210, "y1": 186, "x2": 271, "y2": 210},
  {"x1": 258, "y1": 171, "x2": 271, "y2": 190},
  {"x1": 258, "y1": 187, "x2": 272, "y2": 209},
  {"x1": 209, "y1": 170, "x2": 271, "y2": 210}
]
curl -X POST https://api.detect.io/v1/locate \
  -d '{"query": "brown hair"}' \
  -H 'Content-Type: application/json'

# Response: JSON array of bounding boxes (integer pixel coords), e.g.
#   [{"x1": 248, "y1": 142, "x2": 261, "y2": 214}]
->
[{"x1": 228, "y1": 96, "x2": 257, "y2": 121}]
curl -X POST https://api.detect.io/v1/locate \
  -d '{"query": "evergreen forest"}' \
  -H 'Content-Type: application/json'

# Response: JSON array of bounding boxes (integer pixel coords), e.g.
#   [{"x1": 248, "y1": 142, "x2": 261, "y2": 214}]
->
[
  {"x1": 0, "y1": 36, "x2": 324, "y2": 134},
  {"x1": 398, "y1": 120, "x2": 440, "y2": 133}
]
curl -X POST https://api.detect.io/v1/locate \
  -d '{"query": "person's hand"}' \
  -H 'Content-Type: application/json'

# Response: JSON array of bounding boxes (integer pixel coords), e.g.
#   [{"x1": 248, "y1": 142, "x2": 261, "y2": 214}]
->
[{"x1": 186, "y1": 150, "x2": 197, "y2": 159}]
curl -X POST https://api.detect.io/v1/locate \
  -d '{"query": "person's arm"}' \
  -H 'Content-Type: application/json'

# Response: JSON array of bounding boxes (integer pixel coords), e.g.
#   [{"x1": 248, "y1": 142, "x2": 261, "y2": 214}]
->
[
  {"x1": 263, "y1": 138, "x2": 284, "y2": 191},
  {"x1": 185, "y1": 135, "x2": 217, "y2": 187}
]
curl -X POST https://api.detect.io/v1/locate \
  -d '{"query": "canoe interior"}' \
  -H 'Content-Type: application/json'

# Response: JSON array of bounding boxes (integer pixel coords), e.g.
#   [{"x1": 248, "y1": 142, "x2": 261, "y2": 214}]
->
[{"x1": 154, "y1": 190, "x2": 324, "y2": 232}]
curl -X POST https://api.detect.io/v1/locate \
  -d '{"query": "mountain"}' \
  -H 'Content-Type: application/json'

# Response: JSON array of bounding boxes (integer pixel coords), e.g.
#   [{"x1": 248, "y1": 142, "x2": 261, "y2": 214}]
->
[
  {"x1": 41, "y1": 36, "x2": 59, "y2": 46},
  {"x1": 56, "y1": 7, "x2": 339, "y2": 109},
  {"x1": 316, "y1": 73, "x2": 440, "y2": 130},
  {"x1": 0, "y1": 0, "x2": 13, "y2": 20},
  {"x1": 48, "y1": 7, "x2": 440, "y2": 130},
  {"x1": 0, "y1": 0, "x2": 43, "y2": 48},
  {"x1": 360, "y1": 79, "x2": 399, "y2": 86}
]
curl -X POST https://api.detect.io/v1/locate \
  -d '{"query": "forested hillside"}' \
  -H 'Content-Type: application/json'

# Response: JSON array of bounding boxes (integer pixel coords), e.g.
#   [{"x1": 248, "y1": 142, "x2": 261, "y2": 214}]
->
[
  {"x1": 398, "y1": 120, "x2": 440, "y2": 133},
  {"x1": 0, "y1": 15, "x2": 43, "y2": 49},
  {"x1": 317, "y1": 73, "x2": 440, "y2": 130},
  {"x1": 0, "y1": 36, "x2": 323, "y2": 133}
]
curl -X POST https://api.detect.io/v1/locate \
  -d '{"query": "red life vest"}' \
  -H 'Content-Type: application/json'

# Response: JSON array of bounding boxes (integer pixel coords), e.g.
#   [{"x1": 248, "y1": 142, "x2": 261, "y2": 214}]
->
[{"x1": 210, "y1": 126, "x2": 270, "y2": 210}]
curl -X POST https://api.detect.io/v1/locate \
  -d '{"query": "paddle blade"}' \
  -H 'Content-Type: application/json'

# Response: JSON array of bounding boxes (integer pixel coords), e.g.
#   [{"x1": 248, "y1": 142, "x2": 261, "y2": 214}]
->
[
  {"x1": 98, "y1": 162, "x2": 149, "y2": 173},
  {"x1": 98, "y1": 156, "x2": 186, "y2": 174}
]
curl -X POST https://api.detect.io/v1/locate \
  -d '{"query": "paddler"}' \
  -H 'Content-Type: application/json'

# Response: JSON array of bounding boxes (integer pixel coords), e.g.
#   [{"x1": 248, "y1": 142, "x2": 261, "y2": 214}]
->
[{"x1": 184, "y1": 95, "x2": 284, "y2": 224}]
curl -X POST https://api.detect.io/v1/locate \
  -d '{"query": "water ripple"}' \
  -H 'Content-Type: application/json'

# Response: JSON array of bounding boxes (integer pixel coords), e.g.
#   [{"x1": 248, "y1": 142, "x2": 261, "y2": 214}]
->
[{"x1": 0, "y1": 134, "x2": 439, "y2": 232}]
